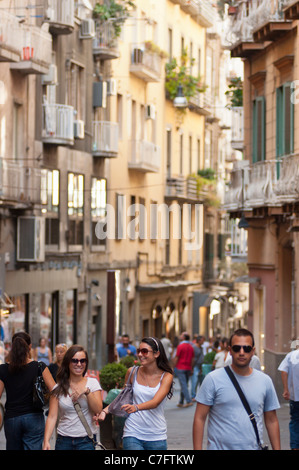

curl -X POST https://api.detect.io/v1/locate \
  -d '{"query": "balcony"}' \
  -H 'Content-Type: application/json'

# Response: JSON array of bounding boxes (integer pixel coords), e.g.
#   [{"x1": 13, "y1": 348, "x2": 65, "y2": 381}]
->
[
  {"x1": 165, "y1": 176, "x2": 199, "y2": 201},
  {"x1": 196, "y1": 0, "x2": 214, "y2": 27},
  {"x1": 188, "y1": 91, "x2": 212, "y2": 115},
  {"x1": 284, "y1": 0, "x2": 299, "y2": 20},
  {"x1": 231, "y1": 107, "x2": 244, "y2": 150},
  {"x1": 45, "y1": 0, "x2": 75, "y2": 35},
  {"x1": 42, "y1": 103, "x2": 74, "y2": 145},
  {"x1": 128, "y1": 140, "x2": 161, "y2": 172},
  {"x1": 223, "y1": 156, "x2": 299, "y2": 213},
  {"x1": 92, "y1": 121, "x2": 119, "y2": 158},
  {"x1": 253, "y1": 0, "x2": 293, "y2": 42},
  {"x1": 92, "y1": 22, "x2": 120, "y2": 60},
  {"x1": 0, "y1": 159, "x2": 41, "y2": 207},
  {"x1": 10, "y1": 26, "x2": 52, "y2": 75},
  {"x1": 130, "y1": 44, "x2": 162, "y2": 82},
  {"x1": 0, "y1": 10, "x2": 23, "y2": 62}
]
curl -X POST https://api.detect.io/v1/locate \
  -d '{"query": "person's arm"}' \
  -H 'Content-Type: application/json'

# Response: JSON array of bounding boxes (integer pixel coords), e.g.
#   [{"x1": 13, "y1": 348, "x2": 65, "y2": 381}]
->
[
  {"x1": 264, "y1": 409, "x2": 280, "y2": 450},
  {"x1": 0, "y1": 379, "x2": 4, "y2": 399},
  {"x1": 86, "y1": 389, "x2": 102, "y2": 415},
  {"x1": 280, "y1": 371, "x2": 290, "y2": 400},
  {"x1": 193, "y1": 403, "x2": 210, "y2": 450},
  {"x1": 121, "y1": 372, "x2": 174, "y2": 414},
  {"x1": 42, "y1": 366, "x2": 56, "y2": 392},
  {"x1": 43, "y1": 395, "x2": 59, "y2": 450}
]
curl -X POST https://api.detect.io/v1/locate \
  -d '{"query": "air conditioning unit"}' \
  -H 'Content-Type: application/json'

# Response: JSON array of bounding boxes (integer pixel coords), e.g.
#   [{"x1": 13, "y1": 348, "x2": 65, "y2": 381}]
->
[
  {"x1": 79, "y1": 19, "x2": 95, "y2": 39},
  {"x1": 145, "y1": 104, "x2": 156, "y2": 120},
  {"x1": 106, "y1": 78, "x2": 117, "y2": 96},
  {"x1": 17, "y1": 216, "x2": 45, "y2": 262},
  {"x1": 74, "y1": 120, "x2": 85, "y2": 139},
  {"x1": 41, "y1": 64, "x2": 58, "y2": 85}
]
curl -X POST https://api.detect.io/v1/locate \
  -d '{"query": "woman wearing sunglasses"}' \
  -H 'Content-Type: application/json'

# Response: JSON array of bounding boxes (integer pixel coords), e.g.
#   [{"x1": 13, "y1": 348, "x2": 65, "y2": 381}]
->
[
  {"x1": 43, "y1": 345, "x2": 103, "y2": 450},
  {"x1": 98, "y1": 337, "x2": 174, "y2": 450}
]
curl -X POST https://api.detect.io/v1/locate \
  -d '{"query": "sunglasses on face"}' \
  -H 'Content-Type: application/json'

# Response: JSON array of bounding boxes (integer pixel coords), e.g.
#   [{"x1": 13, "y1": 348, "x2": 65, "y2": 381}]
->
[
  {"x1": 71, "y1": 358, "x2": 87, "y2": 365},
  {"x1": 137, "y1": 348, "x2": 153, "y2": 356},
  {"x1": 231, "y1": 345, "x2": 253, "y2": 353}
]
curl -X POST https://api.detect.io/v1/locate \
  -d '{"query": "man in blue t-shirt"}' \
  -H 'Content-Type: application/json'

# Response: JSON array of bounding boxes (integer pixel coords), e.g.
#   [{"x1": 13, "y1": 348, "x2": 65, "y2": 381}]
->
[
  {"x1": 193, "y1": 328, "x2": 280, "y2": 450},
  {"x1": 116, "y1": 334, "x2": 137, "y2": 359}
]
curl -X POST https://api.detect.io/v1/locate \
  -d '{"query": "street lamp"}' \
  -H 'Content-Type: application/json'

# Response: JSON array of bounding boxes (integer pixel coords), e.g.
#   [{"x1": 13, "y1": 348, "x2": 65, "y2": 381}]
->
[{"x1": 173, "y1": 84, "x2": 188, "y2": 108}]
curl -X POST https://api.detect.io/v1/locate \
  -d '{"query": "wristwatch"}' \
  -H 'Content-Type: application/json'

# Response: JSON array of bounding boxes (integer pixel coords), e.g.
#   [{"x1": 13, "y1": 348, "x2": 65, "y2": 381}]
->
[{"x1": 84, "y1": 387, "x2": 91, "y2": 396}]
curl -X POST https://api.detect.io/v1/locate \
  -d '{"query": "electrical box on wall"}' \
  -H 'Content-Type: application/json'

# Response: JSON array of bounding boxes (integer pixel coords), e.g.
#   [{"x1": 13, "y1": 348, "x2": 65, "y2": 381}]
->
[
  {"x1": 93, "y1": 81, "x2": 107, "y2": 108},
  {"x1": 17, "y1": 216, "x2": 45, "y2": 262}
]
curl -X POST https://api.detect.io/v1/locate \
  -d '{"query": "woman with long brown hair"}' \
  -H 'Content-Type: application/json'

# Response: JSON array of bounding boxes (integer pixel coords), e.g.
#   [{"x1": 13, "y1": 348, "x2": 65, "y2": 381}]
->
[
  {"x1": 43, "y1": 345, "x2": 103, "y2": 450},
  {"x1": 0, "y1": 331, "x2": 55, "y2": 450}
]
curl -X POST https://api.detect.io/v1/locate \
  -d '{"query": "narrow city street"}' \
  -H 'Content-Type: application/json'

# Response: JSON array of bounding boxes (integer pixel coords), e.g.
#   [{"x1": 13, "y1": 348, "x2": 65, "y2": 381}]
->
[{"x1": 0, "y1": 385, "x2": 292, "y2": 451}]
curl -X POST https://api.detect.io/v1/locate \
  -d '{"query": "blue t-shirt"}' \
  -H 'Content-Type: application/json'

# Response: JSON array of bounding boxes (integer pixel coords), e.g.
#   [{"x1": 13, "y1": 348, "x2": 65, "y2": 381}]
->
[
  {"x1": 195, "y1": 366, "x2": 280, "y2": 450},
  {"x1": 117, "y1": 344, "x2": 137, "y2": 358}
]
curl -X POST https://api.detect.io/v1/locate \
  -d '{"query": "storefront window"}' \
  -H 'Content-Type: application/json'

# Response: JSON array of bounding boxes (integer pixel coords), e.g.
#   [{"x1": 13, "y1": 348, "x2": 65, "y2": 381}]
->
[{"x1": 0, "y1": 295, "x2": 26, "y2": 346}]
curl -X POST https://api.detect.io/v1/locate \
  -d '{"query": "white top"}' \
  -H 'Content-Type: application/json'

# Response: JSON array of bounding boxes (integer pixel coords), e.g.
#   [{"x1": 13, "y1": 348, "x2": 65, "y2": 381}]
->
[
  {"x1": 278, "y1": 349, "x2": 299, "y2": 401},
  {"x1": 57, "y1": 377, "x2": 102, "y2": 437},
  {"x1": 123, "y1": 370, "x2": 167, "y2": 442}
]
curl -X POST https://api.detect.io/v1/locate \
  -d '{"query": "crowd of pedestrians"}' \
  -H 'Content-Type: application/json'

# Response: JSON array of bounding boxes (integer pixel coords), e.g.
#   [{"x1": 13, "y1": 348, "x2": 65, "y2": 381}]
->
[{"x1": 0, "y1": 328, "x2": 299, "y2": 450}]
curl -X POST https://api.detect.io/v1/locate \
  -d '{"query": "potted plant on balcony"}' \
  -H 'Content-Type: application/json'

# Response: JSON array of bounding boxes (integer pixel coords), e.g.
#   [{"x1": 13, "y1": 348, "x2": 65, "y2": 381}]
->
[
  {"x1": 196, "y1": 169, "x2": 221, "y2": 208},
  {"x1": 93, "y1": 0, "x2": 136, "y2": 38},
  {"x1": 165, "y1": 48, "x2": 206, "y2": 117},
  {"x1": 144, "y1": 40, "x2": 168, "y2": 59}
]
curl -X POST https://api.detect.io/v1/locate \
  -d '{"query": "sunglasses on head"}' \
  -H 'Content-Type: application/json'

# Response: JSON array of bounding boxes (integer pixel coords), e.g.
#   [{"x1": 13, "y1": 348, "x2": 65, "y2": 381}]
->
[
  {"x1": 137, "y1": 348, "x2": 153, "y2": 356},
  {"x1": 231, "y1": 345, "x2": 253, "y2": 353},
  {"x1": 71, "y1": 358, "x2": 87, "y2": 364}
]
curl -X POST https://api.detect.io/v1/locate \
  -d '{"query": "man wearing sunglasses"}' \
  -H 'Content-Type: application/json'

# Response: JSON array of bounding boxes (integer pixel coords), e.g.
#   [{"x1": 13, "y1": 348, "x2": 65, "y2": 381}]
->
[{"x1": 193, "y1": 328, "x2": 280, "y2": 450}]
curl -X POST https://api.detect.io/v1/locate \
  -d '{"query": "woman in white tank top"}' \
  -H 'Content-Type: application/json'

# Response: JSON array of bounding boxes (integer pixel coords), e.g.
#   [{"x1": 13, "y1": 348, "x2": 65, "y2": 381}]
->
[{"x1": 99, "y1": 337, "x2": 174, "y2": 450}]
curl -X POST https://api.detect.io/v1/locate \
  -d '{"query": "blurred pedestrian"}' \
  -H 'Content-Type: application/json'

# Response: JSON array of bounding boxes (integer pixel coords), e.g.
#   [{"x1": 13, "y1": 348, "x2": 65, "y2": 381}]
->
[
  {"x1": 212, "y1": 337, "x2": 230, "y2": 369},
  {"x1": 193, "y1": 328, "x2": 280, "y2": 450},
  {"x1": 49, "y1": 343, "x2": 68, "y2": 381},
  {"x1": 34, "y1": 337, "x2": 52, "y2": 366},
  {"x1": 0, "y1": 331, "x2": 55, "y2": 450},
  {"x1": 116, "y1": 334, "x2": 137, "y2": 359},
  {"x1": 278, "y1": 342, "x2": 299, "y2": 449},
  {"x1": 43, "y1": 345, "x2": 102, "y2": 450},
  {"x1": 173, "y1": 332, "x2": 194, "y2": 408},
  {"x1": 98, "y1": 337, "x2": 174, "y2": 450},
  {"x1": 160, "y1": 334, "x2": 172, "y2": 361},
  {"x1": 191, "y1": 336, "x2": 204, "y2": 400}
]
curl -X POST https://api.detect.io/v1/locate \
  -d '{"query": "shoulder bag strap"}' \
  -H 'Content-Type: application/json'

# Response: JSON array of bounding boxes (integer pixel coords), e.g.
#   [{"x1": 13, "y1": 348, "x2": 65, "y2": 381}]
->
[
  {"x1": 73, "y1": 401, "x2": 94, "y2": 441},
  {"x1": 224, "y1": 366, "x2": 263, "y2": 449},
  {"x1": 126, "y1": 365, "x2": 138, "y2": 385}
]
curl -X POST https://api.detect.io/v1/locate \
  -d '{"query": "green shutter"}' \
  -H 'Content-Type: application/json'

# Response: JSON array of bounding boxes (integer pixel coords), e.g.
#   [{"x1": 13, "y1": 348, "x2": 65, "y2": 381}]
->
[{"x1": 252, "y1": 96, "x2": 265, "y2": 163}]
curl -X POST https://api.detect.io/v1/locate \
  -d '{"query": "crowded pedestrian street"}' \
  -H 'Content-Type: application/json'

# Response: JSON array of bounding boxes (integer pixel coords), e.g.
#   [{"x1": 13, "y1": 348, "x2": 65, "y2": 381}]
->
[{"x1": 0, "y1": 384, "x2": 292, "y2": 451}]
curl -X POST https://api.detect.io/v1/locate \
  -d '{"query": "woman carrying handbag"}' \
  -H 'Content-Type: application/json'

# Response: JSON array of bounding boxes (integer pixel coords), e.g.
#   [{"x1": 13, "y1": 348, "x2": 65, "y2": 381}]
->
[
  {"x1": 43, "y1": 345, "x2": 103, "y2": 450},
  {"x1": 98, "y1": 337, "x2": 174, "y2": 450},
  {"x1": 0, "y1": 331, "x2": 55, "y2": 450}
]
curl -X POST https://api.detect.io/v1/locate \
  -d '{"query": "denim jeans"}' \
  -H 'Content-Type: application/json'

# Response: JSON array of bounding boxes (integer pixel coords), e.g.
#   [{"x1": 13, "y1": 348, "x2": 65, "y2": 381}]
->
[
  {"x1": 289, "y1": 400, "x2": 299, "y2": 449},
  {"x1": 191, "y1": 365, "x2": 201, "y2": 399},
  {"x1": 175, "y1": 368, "x2": 191, "y2": 404},
  {"x1": 123, "y1": 436, "x2": 167, "y2": 450},
  {"x1": 4, "y1": 412, "x2": 45, "y2": 450},
  {"x1": 55, "y1": 434, "x2": 96, "y2": 450}
]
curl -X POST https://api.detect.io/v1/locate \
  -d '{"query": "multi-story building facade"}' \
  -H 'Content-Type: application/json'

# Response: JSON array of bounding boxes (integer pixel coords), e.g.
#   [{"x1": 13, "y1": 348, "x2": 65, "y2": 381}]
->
[
  {"x1": 223, "y1": 0, "x2": 299, "y2": 389},
  {"x1": 0, "y1": 0, "x2": 246, "y2": 369}
]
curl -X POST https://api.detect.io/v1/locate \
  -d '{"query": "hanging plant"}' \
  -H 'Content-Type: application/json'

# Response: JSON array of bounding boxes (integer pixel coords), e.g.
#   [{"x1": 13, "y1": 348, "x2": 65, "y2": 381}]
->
[
  {"x1": 93, "y1": 0, "x2": 136, "y2": 38},
  {"x1": 165, "y1": 48, "x2": 207, "y2": 105}
]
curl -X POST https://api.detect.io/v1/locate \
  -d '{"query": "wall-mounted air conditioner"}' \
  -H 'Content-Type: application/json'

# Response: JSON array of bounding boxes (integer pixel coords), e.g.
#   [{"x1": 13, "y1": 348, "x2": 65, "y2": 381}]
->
[
  {"x1": 41, "y1": 64, "x2": 58, "y2": 85},
  {"x1": 17, "y1": 216, "x2": 45, "y2": 262},
  {"x1": 146, "y1": 104, "x2": 156, "y2": 120},
  {"x1": 79, "y1": 19, "x2": 95, "y2": 39},
  {"x1": 106, "y1": 78, "x2": 117, "y2": 96},
  {"x1": 74, "y1": 120, "x2": 85, "y2": 139}
]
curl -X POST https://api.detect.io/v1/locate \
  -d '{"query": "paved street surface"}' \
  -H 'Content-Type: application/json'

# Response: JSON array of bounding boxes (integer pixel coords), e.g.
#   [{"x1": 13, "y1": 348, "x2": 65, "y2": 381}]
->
[{"x1": 0, "y1": 385, "x2": 292, "y2": 451}]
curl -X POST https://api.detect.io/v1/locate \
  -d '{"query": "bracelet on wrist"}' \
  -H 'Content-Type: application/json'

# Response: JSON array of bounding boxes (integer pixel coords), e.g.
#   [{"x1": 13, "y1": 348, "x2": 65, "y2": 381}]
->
[{"x1": 134, "y1": 404, "x2": 139, "y2": 412}]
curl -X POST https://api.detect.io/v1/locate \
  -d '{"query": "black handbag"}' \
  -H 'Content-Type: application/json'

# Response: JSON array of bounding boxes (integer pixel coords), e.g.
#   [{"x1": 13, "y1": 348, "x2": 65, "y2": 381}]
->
[
  {"x1": 33, "y1": 362, "x2": 49, "y2": 410},
  {"x1": 224, "y1": 366, "x2": 268, "y2": 450},
  {"x1": 108, "y1": 366, "x2": 138, "y2": 417}
]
